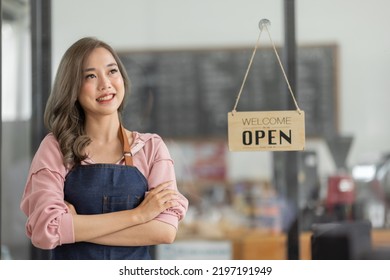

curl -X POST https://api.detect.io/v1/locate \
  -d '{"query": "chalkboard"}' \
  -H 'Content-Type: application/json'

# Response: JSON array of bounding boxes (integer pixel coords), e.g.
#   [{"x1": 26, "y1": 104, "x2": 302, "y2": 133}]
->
[{"x1": 118, "y1": 45, "x2": 338, "y2": 139}]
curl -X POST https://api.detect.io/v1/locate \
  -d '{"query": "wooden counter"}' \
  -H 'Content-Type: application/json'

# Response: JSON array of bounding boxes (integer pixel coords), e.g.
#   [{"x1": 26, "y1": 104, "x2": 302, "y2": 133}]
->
[{"x1": 231, "y1": 229, "x2": 390, "y2": 260}]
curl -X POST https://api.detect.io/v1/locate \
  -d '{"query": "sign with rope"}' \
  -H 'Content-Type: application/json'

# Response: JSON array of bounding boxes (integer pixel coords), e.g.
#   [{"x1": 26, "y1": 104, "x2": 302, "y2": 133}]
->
[{"x1": 228, "y1": 19, "x2": 305, "y2": 151}]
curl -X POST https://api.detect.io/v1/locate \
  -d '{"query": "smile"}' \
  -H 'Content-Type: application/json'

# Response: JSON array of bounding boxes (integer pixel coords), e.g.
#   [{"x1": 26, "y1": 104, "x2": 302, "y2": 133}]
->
[{"x1": 96, "y1": 94, "x2": 115, "y2": 102}]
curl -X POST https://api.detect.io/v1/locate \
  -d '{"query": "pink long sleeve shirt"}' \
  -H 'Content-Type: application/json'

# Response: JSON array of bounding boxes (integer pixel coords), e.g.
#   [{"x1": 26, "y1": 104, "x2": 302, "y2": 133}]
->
[{"x1": 20, "y1": 132, "x2": 188, "y2": 250}]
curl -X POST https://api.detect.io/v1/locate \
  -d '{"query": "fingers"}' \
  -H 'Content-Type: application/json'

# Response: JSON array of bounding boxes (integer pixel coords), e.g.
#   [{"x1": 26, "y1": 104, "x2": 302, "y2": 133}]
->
[
  {"x1": 64, "y1": 201, "x2": 72, "y2": 208},
  {"x1": 135, "y1": 181, "x2": 182, "y2": 223},
  {"x1": 151, "y1": 180, "x2": 174, "y2": 192},
  {"x1": 148, "y1": 180, "x2": 179, "y2": 199},
  {"x1": 64, "y1": 201, "x2": 77, "y2": 215},
  {"x1": 147, "y1": 187, "x2": 179, "y2": 206},
  {"x1": 139, "y1": 181, "x2": 180, "y2": 215}
]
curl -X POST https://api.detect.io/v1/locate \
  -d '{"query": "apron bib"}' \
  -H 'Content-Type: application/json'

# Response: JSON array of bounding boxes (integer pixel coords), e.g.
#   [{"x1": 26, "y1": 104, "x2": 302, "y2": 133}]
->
[{"x1": 51, "y1": 126, "x2": 150, "y2": 260}]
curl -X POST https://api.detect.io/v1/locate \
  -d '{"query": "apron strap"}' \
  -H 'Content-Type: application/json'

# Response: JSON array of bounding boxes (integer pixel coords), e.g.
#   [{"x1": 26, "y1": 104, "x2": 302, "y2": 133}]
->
[{"x1": 118, "y1": 125, "x2": 133, "y2": 166}]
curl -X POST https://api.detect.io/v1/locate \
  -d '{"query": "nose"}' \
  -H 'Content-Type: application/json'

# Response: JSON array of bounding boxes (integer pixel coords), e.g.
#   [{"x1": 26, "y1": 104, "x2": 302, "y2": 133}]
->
[{"x1": 98, "y1": 75, "x2": 112, "y2": 90}]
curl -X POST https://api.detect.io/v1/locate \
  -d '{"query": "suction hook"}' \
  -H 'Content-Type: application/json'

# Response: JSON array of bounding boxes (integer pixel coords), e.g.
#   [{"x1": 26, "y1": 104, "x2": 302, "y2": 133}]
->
[{"x1": 258, "y1": 19, "x2": 271, "y2": 31}]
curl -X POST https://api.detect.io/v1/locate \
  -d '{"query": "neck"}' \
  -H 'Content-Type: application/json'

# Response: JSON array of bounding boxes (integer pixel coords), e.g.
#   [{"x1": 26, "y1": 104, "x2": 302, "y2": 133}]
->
[{"x1": 84, "y1": 114, "x2": 121, "y2": 143}]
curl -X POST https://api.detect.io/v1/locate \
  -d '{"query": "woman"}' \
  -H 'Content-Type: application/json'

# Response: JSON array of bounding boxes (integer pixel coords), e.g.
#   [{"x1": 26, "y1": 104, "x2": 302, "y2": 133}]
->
[{"x1": 20, "y1": 37, "x2": 188, "y2": 260}]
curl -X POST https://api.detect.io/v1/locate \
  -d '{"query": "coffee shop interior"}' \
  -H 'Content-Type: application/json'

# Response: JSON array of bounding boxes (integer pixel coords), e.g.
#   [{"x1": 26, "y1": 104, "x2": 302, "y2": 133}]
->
[{"x1": 2, "y1": 0, "x2": 390, "y2": 260}]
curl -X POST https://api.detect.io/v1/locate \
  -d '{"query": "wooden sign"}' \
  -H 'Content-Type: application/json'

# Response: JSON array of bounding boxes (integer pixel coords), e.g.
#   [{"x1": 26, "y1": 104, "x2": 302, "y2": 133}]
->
[{"x1": 228, "y1": 110, "x2": 305, "y2": 151}]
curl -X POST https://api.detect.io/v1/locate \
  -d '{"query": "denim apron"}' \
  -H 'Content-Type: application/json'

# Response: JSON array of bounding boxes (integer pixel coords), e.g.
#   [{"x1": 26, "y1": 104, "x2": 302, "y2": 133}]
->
[{"x1": 51, "y1": 126, "x2": 151, "y2": 260}]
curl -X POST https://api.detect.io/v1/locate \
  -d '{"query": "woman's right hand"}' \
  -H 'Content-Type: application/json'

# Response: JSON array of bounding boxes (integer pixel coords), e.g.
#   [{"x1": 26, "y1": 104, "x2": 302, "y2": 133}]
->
[{"x1": 136, "y1": 181, "x2": 180, "y2": 223}]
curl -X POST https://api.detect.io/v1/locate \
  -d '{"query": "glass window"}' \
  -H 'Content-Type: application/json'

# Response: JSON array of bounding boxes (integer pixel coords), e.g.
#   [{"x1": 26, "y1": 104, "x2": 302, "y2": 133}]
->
[{"x1": 1, "y1": 0, "x2": 31, "y2": 260}]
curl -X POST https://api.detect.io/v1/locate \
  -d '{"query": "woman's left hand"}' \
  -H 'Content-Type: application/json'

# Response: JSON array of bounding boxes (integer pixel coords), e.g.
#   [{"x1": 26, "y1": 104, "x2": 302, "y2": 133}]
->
[{"x1": 65, "y1": 201, "x2": 77, "y2": 215}]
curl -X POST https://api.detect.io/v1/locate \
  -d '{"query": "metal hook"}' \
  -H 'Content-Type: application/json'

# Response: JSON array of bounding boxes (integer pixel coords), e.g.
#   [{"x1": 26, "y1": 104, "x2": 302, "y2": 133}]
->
[{"x1": 258, "y1": 18, "x2": 271, "y2": 31}]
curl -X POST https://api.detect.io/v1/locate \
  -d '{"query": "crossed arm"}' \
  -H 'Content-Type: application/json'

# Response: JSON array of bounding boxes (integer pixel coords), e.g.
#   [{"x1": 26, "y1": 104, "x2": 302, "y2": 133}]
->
[
  {"x1": 21, "y1": 134, "x2": 188, "y2": 250},
  {"x1": 67, "y1": 181, "x2": 180, "y2": 246}
]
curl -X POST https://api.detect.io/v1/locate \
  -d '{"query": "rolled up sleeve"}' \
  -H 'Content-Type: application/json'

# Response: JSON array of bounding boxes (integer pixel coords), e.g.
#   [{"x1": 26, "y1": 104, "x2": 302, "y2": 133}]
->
[
  {"x1": 20, "y1": 134, "x2": 75, "y2": 250},
  {"x1": 150, "y1": 159, "x2": 189, "y2": 229},
  {"x1": 139, "y1": 134, "x2": 189, "y2": 229},
  {"x1": 21, "y1": 169, "x2": 74, "y2": 249}
]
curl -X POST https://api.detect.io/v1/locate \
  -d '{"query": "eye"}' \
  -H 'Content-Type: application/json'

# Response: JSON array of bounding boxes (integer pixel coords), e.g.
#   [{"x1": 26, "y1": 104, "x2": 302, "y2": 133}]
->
[
  {"x1": 85, "y1": 73, "x2": 96, "y2": 79},
  {"x1": 109, "y1": 68, "x2": 119, "y2": 75}
]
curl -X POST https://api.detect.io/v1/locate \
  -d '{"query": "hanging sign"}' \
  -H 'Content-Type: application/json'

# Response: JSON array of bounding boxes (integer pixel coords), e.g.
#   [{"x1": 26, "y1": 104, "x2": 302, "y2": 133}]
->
[
  {"x1": 228, "y1": 110, "x2": 305, "y2": 151},
  {"x1": 227, "y1": 19, "x2": 305, "y2": 152}
]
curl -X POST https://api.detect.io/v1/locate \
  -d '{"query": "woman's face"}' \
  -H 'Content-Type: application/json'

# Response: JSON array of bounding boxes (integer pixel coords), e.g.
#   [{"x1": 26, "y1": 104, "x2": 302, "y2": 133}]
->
[{"x1": 78, "y1": 47, "x2": 125, "y2": 119}]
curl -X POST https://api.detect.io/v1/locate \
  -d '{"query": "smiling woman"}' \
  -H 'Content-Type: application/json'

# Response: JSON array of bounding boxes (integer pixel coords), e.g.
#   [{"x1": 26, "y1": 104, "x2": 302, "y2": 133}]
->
[
  {"x1": 19, "y1": 37, "x2": 189, "y2": 260},
  {"x1": 78, "y1": 48, "x2": 125, "y2": 122}
]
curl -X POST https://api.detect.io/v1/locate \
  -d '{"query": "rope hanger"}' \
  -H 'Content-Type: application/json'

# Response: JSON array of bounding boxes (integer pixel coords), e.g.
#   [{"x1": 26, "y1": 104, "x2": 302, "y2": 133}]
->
[{"x1": 231, "y1": 19, "x2": 302, "y2": 115}]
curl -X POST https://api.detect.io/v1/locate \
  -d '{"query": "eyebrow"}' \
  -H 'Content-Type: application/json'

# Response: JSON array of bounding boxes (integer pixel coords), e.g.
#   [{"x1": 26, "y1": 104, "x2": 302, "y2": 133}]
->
[{"x1": 83, "y1": 63, "x2": 118, "y2": 72}]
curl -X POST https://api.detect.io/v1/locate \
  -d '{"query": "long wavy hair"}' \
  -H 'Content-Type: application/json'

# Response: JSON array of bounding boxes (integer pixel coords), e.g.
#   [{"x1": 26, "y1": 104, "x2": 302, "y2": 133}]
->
[{"x1": 44, "y1": 37, "x2": 130, "y2": 167}]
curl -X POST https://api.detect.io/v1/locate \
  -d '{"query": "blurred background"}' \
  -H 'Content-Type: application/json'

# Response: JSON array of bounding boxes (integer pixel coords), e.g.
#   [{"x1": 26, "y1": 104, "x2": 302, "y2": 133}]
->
[{"x1": 2, "y1": 0, "x2": 390, "y2": 260}]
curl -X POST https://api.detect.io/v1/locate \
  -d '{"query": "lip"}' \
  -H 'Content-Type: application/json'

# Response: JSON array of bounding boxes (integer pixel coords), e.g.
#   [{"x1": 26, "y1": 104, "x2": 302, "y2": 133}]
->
[{"x1": 96, "y1": 93, "x2": 115, "y2": 103}]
